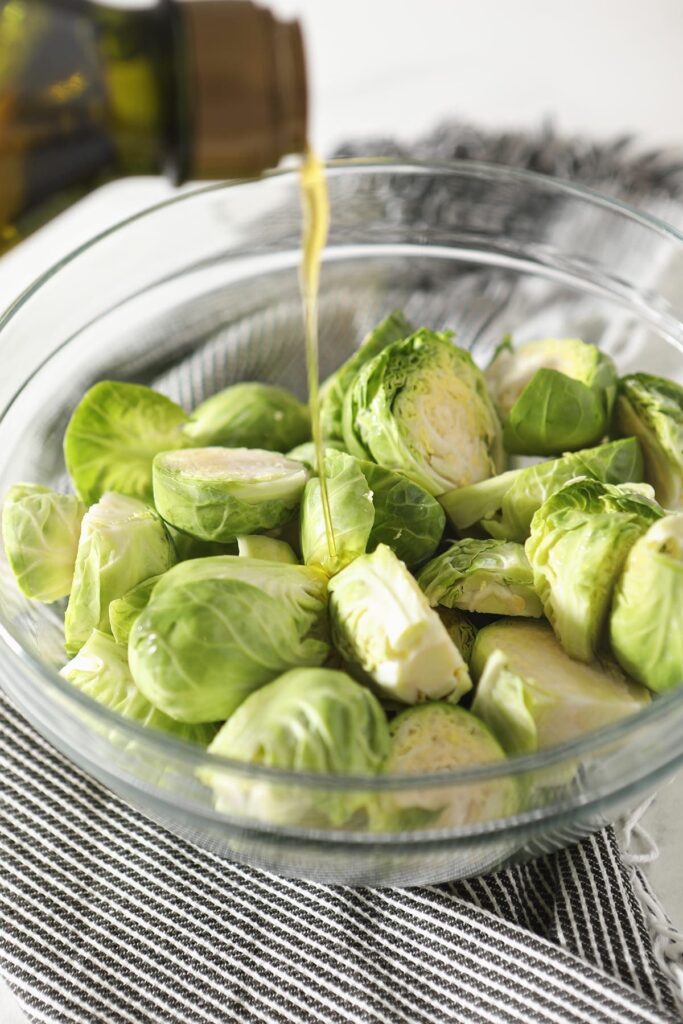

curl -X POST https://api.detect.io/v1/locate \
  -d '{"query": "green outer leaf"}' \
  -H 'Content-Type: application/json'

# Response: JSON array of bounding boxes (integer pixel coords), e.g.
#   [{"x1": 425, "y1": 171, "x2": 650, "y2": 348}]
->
[
  {"x1": 342, "y1": 329, "x2": 503, "y2": 496},
  {"x1": 61, "y1": 629, "x2": 216, "y2": 746},
  {"x1": 417, "y1": 538, "x2": 543, "y2": 618},
  {"x1": 525, "y1": 478, "x2": 663, "y2": 662},
  {"x1": 320, "y1": 310, "x2": 413, "y2": 441},
  {"x1": 610, "y1": 515, "x2": 683, "y2": 692},
  {"x1": 300, "y1": 450, "x2": 374, "y2": 576},
  {"x1": 614, "y1": 373, "x2": 683, "y2": 510},
  {"x1": 503, "y1": 368, "x2": 608, "y2": 455},
  {"x1": 2, "y1": 484, "x2": 84, "y2": 602},
  {"x1": 109, "y1": 575, "x2": 163, "y2": 645},
  {"x1": 287, "y1": 439, "x2": 346, "y2": 472},
  {"x1": 129, "y1": 578, "x2": 329, "y2": 723},
  {"x1": 436, "y1": 607, "x2": 478, "y2": 663},
  {"x1": 184, "y1": 382, "x2": 310, "y2": 452},
  {"x1": 64, "y1": 381, "x2": 190, "y2": 505},
  {"x1": 359, "y1": 460, "x2": 445, "y2": 567}
]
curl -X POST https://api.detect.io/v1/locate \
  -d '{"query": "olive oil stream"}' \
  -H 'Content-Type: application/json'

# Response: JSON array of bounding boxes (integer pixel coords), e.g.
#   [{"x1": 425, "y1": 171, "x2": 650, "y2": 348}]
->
[{"x1": 300, "y1": 148, "x2": 337, "y2": 559}]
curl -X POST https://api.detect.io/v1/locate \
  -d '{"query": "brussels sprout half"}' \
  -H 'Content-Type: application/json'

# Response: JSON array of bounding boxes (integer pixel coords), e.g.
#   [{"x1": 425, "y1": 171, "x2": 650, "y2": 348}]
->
[
  {"x1": 486, "y1": 337, "x2": 617, "y2": 456},
  {"x1": 329, "y1": 544, "x2": 472, "y2": 705},
  {"x1": 153, "y1": 447, "x2": 308, "y2": 543},
  {"x1": 440, "y1": 437, "x2": 643, "y2": 542},
  {"x1": 343, "y1": 329, "x2": 503, "y2": 496},
  {"x1": 614, "y1": 373, "x2": 683, "y2": 510},
  {"x1": 2, "y1": 484, "x2": 85, "y2": 602},
  {"x1": 201, "y1": 667, "x2": 390, "y2": 827},
  {"x1": 61, "y1": 629, "x2": 217, "y2": 746},
  {"x1": 64, "y1": 492, "x2": 175, "y2": 656},
  {"x1": 471, "y1": 619, "x2": 649, "y2": 755},
  {"x1": 184, "y1": 382, "x2": 310, "y2": 452},
  {"x1": 300, "y1": 450, "x2": 374, "y2": 576},
  {"x1": 610, "y1": 515, "x2": 683, "y2": 692},
  {"x1": 418, "y1": 538, "x2": 542, "y2": 618},
  {"x1": 526, "y1": 478, "x2": 663, "y2": 662},
  {"x1": 64, "y1": 381, "x2": 190, "y2": 505}
]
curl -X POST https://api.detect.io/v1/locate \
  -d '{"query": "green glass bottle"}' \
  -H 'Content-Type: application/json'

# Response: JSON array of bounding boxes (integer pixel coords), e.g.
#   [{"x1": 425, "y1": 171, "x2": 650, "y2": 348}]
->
[{"x1": 0, "y1": 0, "x2": 307, "y2": 253}]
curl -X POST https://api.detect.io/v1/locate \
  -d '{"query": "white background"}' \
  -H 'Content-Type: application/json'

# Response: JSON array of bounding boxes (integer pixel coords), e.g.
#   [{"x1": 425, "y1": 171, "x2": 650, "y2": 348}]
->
[{"x1": 2, "y1": 1, "x2": 683, "y2": 1020}]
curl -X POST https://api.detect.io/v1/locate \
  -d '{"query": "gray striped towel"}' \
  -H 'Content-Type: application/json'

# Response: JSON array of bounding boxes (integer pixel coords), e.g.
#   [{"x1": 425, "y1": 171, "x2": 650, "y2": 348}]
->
[{"x1": 2, "y1": 123, "x2": 683, "y2": 1023}]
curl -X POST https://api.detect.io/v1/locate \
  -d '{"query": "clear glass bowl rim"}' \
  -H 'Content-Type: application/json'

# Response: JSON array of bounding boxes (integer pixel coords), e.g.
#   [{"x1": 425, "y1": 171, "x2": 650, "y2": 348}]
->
[{"x1": 1, "y1": 157, "x2": 682, "y2": 793}]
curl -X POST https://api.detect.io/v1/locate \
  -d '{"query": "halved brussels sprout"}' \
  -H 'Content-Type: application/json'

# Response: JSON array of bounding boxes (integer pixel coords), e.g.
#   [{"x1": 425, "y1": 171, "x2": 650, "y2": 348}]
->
[
  {"x1": 300, "y1": 449, "x2": 374, "y2": 575},
  {"x1": 486, "y1": 337, "x2": 617, "y2": 455},
  {"x1": 64, "y1": 492, "x2": 175, "y2": 656},
  {"x1": 471, "y1": 619, "x2": 649, "y2": 754},
  {"x1": 109, "y1": 575, "x2": 162, "y2": 645},
  {"x1": 342, "y1": 329, "x2": 503, "y2": 496},
  {"x1": 153, "y1": 447, "x2": 308, "y2": 543},
  {"x1": 329, "y1": 544, "x2": 471, "y2": 704},
  {"x1": 200, "y1": 667, "x2": 390, "y2": 826},
  {"x1": 614, "y1": 373, "x2": 683, "y2": 509},
  {"x1": 437, "y1": 608, "x2": 478, "y2": 664},
  {"x1": 440, "y1": 437, "x2": 643, "y2": 542},
  {"x1": 2, "y1": 484, "x2": 85, "y2": 602},
  {"x1": 526, "y1": 478, "x2": 663, "y2": 661},
  {"x1": 320, "y1": 310, "x2": 413, "y2": 441},
  {"x1": 61, "y1": 629, "x2": 217, "y2": 745},
  {"x1": 236, "y1": 535, "x2": 298, "y2": 563},
  {"x1": 418, "y1": 539, "x2": 542, "y2": 618},
  {"x1": 383, "y1": 704, "x2": 517, "y2": 827},
  {"x1": 129, "y1": 557, "x2": 329, "y2": 722},
  {"x1": 64, "y1": 381, "x2": 190, "y2": 505},
  {"x1": 183, "y1": 382, "x2": 310, "y2": 453},
  {"x1": 610, "y1": 515, "x2": 683, "y2": 692}
]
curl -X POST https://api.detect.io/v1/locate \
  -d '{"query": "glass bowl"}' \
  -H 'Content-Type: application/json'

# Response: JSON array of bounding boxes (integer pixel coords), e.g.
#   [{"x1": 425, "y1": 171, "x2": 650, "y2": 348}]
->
[{"x1": 1, "y1": 161, "x2": 683, "y2": 888}]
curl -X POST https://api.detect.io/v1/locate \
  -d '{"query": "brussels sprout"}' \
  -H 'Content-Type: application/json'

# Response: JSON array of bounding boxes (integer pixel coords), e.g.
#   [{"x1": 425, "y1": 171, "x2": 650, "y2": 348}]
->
[
  {"x1": 109, "y1": 575, "x2": 162, "y2": 645},
  {"x1": 184, "y1": 382, "x2": 310, "y2": 453},
  {"x1": 610, "y1": 515, "x2": 683, "y2": 692},
  {"x1": 153, "y1": 447, "x2": 308, "y2": 543},
  {"x1": 61, "y1": 629, "x2": 216, "y2": 745},
  {"x1": 418, "y1": 539, "x2": 542, "y2": 618},
  {"x1": 301, "y1": 450, "x2": 374, "y2": 575},
  {"x1": 287, "y1": 439, "x2": 347, "y2": 472},
  {"x1": 320, "y1": 310, "x2": 413, "y2": 441},
  {"x1": 64, "y1": 493, "x2": 175, "y2": 656},
  {"x1": 486, "y1": 338, "x2": 617, "y2": 455},
  {"x1": 383, "y1": 704, "x2": 517, "y2": 827},
  {"x1": 471, "y1": 619, "x2": 649, "y2": 754},
  {"x1": 236, "y1": 535, "x2": 298, "y2": 563},
  {"x1": 437, "y1": 608, "x2": 478, "y2": 664},
  {"x1": 2, "y1": 484, "x2": 85, "y2": 602},
  {"x1": 64, "y1": 381, "x2": 189, "y2": 505},
  {"x1": 526, "y1": 478, "x2": 663, "y2": 661},
  {"x1": 129, "y1": 557, "x2": 329, "y2": 722},
  {"x1": 329, "y1": 544, "x2": 471, "y2": 704},
  {"x1": 614, "y1": 373, "x2": 683, "y2": 509},
  {"x1": 200, "y1": 667, "x2": 390, "y2": 826},
  {"x1": 441, "y1": 438, "x2": 644, "y2": 542},
  {"x1": 342, "y1": 329, "x2": 503, "y2": 496}
]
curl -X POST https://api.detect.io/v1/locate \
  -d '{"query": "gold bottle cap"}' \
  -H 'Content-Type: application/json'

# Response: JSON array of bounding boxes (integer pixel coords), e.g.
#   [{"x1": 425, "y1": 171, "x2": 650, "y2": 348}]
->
[{"x1": 177, "y1": 0, "x2": 308, "y2": 180}]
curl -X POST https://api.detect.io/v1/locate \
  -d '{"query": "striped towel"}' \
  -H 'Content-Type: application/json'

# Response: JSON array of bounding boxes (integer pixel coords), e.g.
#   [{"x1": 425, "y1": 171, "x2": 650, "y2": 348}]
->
[{"x1": 2, "y1": 124, "x2": 683, "y2": 1023}]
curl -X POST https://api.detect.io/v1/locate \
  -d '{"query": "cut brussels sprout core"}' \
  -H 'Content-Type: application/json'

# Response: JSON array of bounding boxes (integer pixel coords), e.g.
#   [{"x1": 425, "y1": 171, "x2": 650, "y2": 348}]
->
[
  {"x1": 2, "y1": 484, "x2": 84, "y2": 602},
  {"x1": 184, "y1": 382, "x2": 310, "y2": 452},
  {"x1": 201, "y1": 667, "x2": 390, "y2": 826},
  {"x1": 61, "y1": 629, "x2": 216, "y2": 745},
  {"x1": 471, "y1": 619, "x2": 649, "y2": 754},
  {"x1": 64, "y1": 492, "x2": 175, "y2": 656},
  {"x1": 418, "y1": 539, "x2": 543, "y2": 618},
  {"x1": 329, "y1": 544, "x2": 472, "y2": 704},
  {"x1": 610, "y1": 514, "x2": 683, "y2": 692},
  {"x1": 486, "y1": 338, "x2": 617, "y2": 456},
  {"x1": 64, "y1": 381, "x2": 190, "y2": 505},
  {"x1": 301, "y1": 449, "x2": 374, "y2": 576},
  {"x1": 615, "y1": 373, "x2": 683, "y2": 510},
  {"x1": 440, "y1": 438, "x2": 643, "y2": 541},
  {"x1": 153, "y1": 447, "x2": 308, "y2": 543},
  {"x1": 343, "y1": 330, "x2": 503, "y2": 496},
  {"x1": 236, "y1": 535, "x2": 298, "y2": 563},
  {"x1": 526, "y1": 478, "x2": 663, "y2": 662}
]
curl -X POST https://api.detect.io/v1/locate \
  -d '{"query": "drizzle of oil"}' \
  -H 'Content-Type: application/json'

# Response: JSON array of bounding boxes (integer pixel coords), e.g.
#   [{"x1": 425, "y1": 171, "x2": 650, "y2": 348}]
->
[{"x1": 299, "y1": 147, "x2": 337, "y2": 559}]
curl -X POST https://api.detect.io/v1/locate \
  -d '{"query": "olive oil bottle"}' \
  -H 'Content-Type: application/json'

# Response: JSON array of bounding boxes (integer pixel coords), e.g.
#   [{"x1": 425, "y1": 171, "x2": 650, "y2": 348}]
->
[{"x1": 0, "y1": 0, "x2": 307, "y2": 252}]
